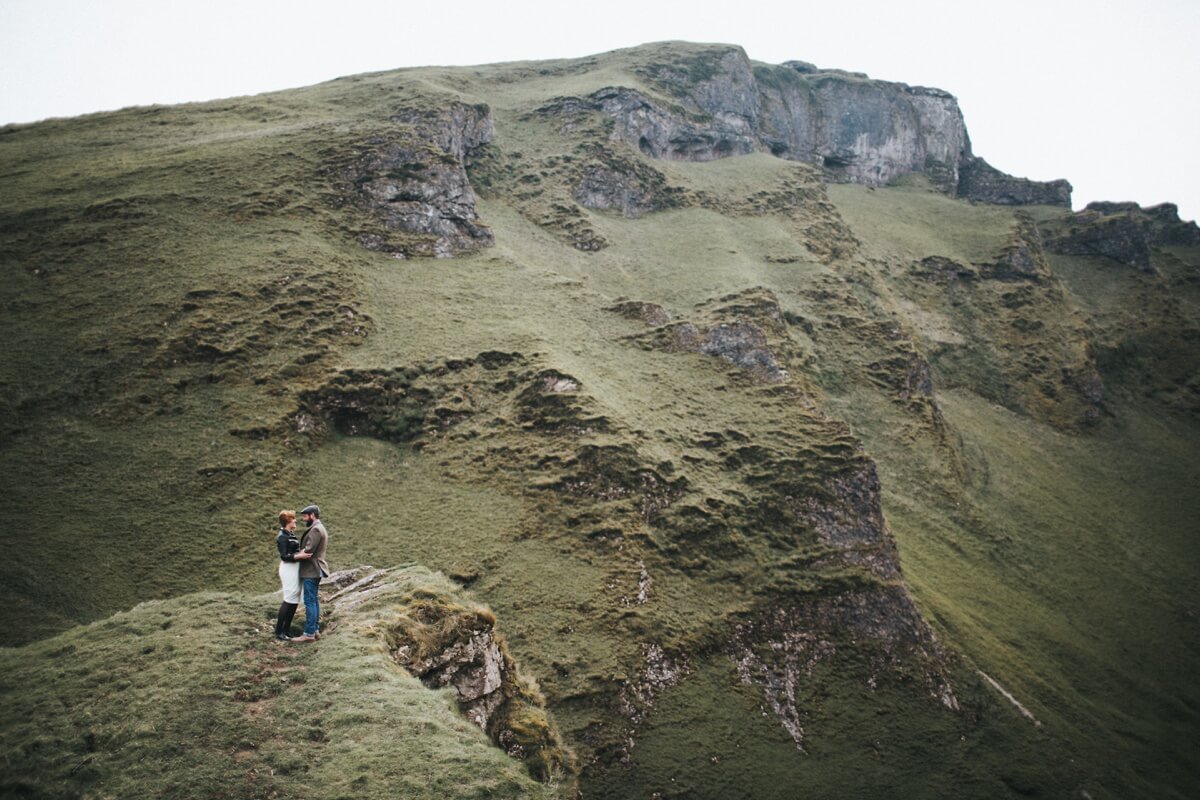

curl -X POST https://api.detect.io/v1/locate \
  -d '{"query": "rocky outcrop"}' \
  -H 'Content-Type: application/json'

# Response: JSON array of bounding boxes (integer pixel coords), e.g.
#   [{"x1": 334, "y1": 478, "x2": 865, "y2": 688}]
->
[
  {"x1": 591, "y1": 86, "x2": 757, "y2": 162},
  {"x1": 756, "y1": 68, "x2": 970, "y2": 191},
  {"x1": 332, "y1": 102, "x2": 495, "y2": 258},
  {"x1": 668, "y1": 320, "x2": 790, "y2": 384},
  {"x1": 902, "y1": 220, "x2": 1108, "y2": 428},
  {"x1": 542, "y1": 44, "x2": 1067, "y2": 204},
  {"x1": 293, "y1": 351, "x2": 525, "y2": 443},
  {"x1": 1129, "y1": 202, "x2": 1200, "y2": 245},
  {"x1": 1086, "y1": 200, "x2": 1200, "y2": 240},
  {"x1": 627, "y1": 288, "x2": 796, "y2": 385},
  {"x1": 606, "y1": 299, "x2": 673, "y2": 327},
  {"x1": 789, "y1": 462, "x2": 901, "y2": 576},
  {"x1": 909, "y1": 216, "x2": 1054, "y2": 283},
  {"x1": 1045, "y1": 211, "x2": 1154, "y2": 272},
  {"x1": 389, "y1": 601, "x2": 507, "y2": 730},
  {"x1": 574, "y1": 164, "x2": 657, "y2": 216},
  {"x1": 326, "y1": 567, "x2": 572, "y2": 784},
  {"x1": 1039, "y1": 201, "x2": 1200, "y2": 273},
  {"x1": 958, "y1": 156, "x2": 1072, "y2": 207},
  {"x1": 391, "y1": 103, "x2": 495, "y2": 163},
  {"x1": 617, "y1": 644, "x2": 692, "y2": 731},
  {"x1": 571, "y1": 151, "x2": 677, "y2": 218},
  {"x1": 1042, "y1": 202, "x2": 1198, "y2": 274},
  {"x1": 732, "y1": 587, "x2": 959, "y2": 752},
  {"x1": 984, "y1": 214, "x2": 1054, "y2": 280},
  {"x1": 295, "y1": 368, "x2": 432, "y2": 442}
]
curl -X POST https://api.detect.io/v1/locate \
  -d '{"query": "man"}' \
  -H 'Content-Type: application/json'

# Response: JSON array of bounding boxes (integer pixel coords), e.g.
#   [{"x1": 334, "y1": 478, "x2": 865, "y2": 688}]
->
[{"x1": 291, "y1": 503, "x2": 330, "y2": 643}]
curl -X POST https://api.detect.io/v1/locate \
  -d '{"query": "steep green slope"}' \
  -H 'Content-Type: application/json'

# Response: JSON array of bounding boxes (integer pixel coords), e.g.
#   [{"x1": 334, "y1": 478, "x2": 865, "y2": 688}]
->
[
  {"x1": 2, "y1": 41, "x2": 1197, "y2": 799},
  {"x1": 824, "y1": 180, "x2": 1200, "y2": 798}
]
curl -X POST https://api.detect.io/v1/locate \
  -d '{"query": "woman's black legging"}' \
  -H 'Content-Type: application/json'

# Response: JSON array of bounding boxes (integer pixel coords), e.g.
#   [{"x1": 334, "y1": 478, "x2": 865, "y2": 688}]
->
[{"x1": 275, "y1": 602, "x2": 298, "y2": 636}]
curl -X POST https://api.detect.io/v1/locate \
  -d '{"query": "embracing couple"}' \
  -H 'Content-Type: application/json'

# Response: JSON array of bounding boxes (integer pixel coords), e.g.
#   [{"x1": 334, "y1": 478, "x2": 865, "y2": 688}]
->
[{"x1": 273, "y1": 504, "x2": 330, "y2": 643}]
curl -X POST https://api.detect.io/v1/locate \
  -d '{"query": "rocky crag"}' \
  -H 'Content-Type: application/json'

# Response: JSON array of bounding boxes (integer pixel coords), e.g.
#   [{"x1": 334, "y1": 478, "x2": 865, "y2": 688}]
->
[
  {"x1": 531, "y1": 44, "x2": 1068, "y2": 204},
  {"x1": 1043, "y1": 200, "x2": 1200, "y2": 273},
  {"x1": 328, "y1": 102, "x2": 496, "y2": 258},
  {"x1": 326, "y1": 567, "x2": 572, "y2": 784}
]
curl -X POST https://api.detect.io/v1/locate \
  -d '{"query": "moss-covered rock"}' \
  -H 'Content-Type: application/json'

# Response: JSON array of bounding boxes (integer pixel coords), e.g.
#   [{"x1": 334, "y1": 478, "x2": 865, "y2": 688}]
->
[{"x1": 364, "y1": 573, "x2": 573, "y2": 785}]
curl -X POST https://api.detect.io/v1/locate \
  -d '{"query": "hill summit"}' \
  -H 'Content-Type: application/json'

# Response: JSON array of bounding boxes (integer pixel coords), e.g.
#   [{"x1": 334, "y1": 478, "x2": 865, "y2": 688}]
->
[{"x1": 1, "y1": 41, "x2": 1198, "y2": 799}]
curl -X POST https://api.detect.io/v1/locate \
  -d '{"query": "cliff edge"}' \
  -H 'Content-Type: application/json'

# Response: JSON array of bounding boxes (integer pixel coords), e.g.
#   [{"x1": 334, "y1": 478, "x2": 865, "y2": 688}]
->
[{"x1": 560, "y1": 42, "x2": 1070, "y2": 205}]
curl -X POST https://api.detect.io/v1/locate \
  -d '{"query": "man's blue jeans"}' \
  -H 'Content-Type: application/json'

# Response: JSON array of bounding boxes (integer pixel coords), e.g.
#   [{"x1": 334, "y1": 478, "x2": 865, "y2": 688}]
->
[{"x1": 302, "y1": 577, "x2": 321, "y2": 636}]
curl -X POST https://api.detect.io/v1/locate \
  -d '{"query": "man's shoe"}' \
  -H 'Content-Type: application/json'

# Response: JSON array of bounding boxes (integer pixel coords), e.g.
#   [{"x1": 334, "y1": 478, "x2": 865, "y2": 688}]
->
[
  {"x1": 291, "y1": 634, "x2": 316, "y2": 643},
  {"x1": 275, "y1": 633, "x2": 292, "y2": 641}
]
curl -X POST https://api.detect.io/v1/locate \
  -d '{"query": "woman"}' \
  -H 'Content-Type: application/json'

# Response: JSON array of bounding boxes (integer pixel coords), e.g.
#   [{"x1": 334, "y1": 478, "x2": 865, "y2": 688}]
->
[{"x1": 273, "y1": 510, "x2": 301, "y2": 641}]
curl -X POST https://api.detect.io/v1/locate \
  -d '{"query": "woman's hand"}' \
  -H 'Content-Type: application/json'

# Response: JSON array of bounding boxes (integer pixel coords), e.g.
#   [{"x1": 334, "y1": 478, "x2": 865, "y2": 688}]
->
[{"x1": 294, "y1": 551, "x2": 312, "y2": 560}]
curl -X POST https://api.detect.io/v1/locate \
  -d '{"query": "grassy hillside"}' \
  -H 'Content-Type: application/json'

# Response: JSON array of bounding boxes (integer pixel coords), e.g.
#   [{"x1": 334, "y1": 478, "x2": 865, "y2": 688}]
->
[
  {"x1": 2, "y1": 41, "x2": 1197, "y2": 798},
  {"x1": 0, "y1": 566, "x2": 560, "y2": 799}
]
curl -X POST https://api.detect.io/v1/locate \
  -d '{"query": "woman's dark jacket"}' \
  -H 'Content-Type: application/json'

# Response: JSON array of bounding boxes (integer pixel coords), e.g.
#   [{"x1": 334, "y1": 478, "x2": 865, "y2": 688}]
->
[{"x1": 276, "y1": 529, "x2": 300, "y2": 562}]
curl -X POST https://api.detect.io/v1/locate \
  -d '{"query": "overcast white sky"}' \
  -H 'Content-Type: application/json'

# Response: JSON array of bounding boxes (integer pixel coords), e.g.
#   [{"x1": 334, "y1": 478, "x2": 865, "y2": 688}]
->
[{"x1": 2, "y1": 0, "x2": 1197, "y2": 221}]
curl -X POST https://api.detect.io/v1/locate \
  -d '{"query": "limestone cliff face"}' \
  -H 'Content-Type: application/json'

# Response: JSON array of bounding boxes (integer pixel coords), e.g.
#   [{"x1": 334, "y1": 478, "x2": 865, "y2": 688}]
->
[
  {"x1": 583, "y1": 44, "x2": 1068, "y2": 204},
  {"x1": 754, "y1": 67, "x2": 969, "y2": 191}
]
